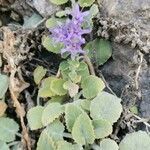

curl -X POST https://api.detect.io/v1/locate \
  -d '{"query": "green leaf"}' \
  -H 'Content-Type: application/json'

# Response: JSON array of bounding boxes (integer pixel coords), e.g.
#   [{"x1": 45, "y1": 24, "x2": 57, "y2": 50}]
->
[
  {"x1": 0, "y1": 117, "x2": 19, "y2": 142},
  {"x1": 92, "y1": 119, "x2": 112, "y2": 139},
  {"x1": 81, "y1": 75, "x2": 105, "y2": 99},
  {"x1": 27, "y1": 106, "x2": 44, "y2": 130},
  {"x1": 56, "y1": 9, "x2": 71, "y2": 18},
  {"x1": 77, "y1": 62, "x2": 89, "y2": 79},
  {"x1": 78, "y1": 0, "x2": 95, "y2": 7},
  {"x1": 130, "y1": 106, "x2": 138, "y2": 115},
  {"x1": 80, "y1": 100, "x2": 91, "y2": 111},
  {"x1": 42, "y1": 102, "x2": 64, "y2": 126},
  {"x1": 90, "y1": 91, "x2": 122, "y2": 124},
  {"x1": 23, "y1": 13, "x2": 43, "y2": 29},
  {"x1": 46, "y1": 120, "x2": 64, "y2": 141},
  {"x1": 49, "y1": 0, "x2": 68, "y2": 5},
  {"x1": 34, "y1": 66, "x2": 47, "y2": 85},
  {"x1": 42, "y1": 36, "x2": 63, "y2": 54},
  {"x1": 38, "y1": 77, "x2": 56, "y2": 98},
  {"x1": 0, "y1": 74, "x2": 9, "y2": 99},
  {"x1": 37, "y1": 130, "x2": 56, "y2": 150},
  {"x1": 65, "y1": 104, "x2": 83, "y2": 132},
  {"x1": 89, "y1": 4, "x2": 99, "y2": 18},
  {"x1": 72, "y1": 113, "x2": 95, "y2": 145},
  {"x1": 0, "y1": 141, "x2": 9, "y2": 150},
  {"x1": 100, "y1": 138, "x2": 119, "y2": 150},
  {"x1": 84, "y1": 38, "x2": 112, "y2": 65},
  {"x1": 119, "y1": 131, "x2": 150, "y2": 150},
  {"x1": 51, "y1": 78, "x2": 67, "y2": 96},
  {"x1": 46, "y1": 18, "x2": 65, "y2": 28},
  {"x1": 50, "y1": 96, "x2": 66, "y2": 104},
  {"x1": 57, "y1": 141, "x2": 83, "y2": 150}
]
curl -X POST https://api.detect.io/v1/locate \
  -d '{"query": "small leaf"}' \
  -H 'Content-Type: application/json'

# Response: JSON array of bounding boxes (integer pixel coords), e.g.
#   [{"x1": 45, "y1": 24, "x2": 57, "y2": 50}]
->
[
  {"x1": 92, "y1": 119, "x2": 112, "y2": 139},
  {"x1": 90, "y1": 91, "x2": 122, "y2": 124},
  {"x1": 56, "y1": 9, "x2": 71, "y2": 18},
  {"x1": 27, "y1": 106, "x2": 44, "y2": 130},
  {"x1": 57, "y1": 141, "x2": 83, "y2": 150},
  {"x1": 50, "y1": 78, "x2": 67, "y2": 96},
  {"x1": 89, "y1": 4, "x2": 99, "y2": 18},
  {"x1": 100, "y1": 138, "x2": 119, "y2": 150},
  {"x1": 80, "y1": 100, "x2": 91, "y2": 111},
  {"x1": 46, "y1": 120, "x2": 64, "y2": 141},
  {"x1": 42, "y1": 102, "x2": 64, "y2": 126},
  {"x1": 50, "y1": 96, "x2": 66, "y2": 104},
  {"x1": 37, "y1": 130, "x2": 56, "y2": 150},
  {"x1": 130, "y1": 106, "x2": 138, "y2": 115},
  {"x1": 46, "y1": 18, "x2": 65, "y2": 28},
  {"x1": 0, "y1": 117, "x2": 19, "y2": 142},
  {"x1": 65, "y1": 104, "x2": 83, "y2": 132},
  {"x1": 49, "y1": 0, "x2": 68, "y2": 5},
  {"x1": 0, "y1": 140, "x2": 9, "y2": 150},
  {"x1": 78, "y1": 0, "x2": 95, "y2": 7},
  {"x1": 38, "y1": 77, "x2": 56, "y2": 98},
  {"x1": 0, "y1": 74, "x2": 9, "y2": 99},
  {"x1": 63, "y1": 81, "x2": 79, "y2": 97},
  {"x1": 77, "y1": 62, "x2": 89, "y2": 79},
  {"x1": 84, "y1": 38, "x2": 112, "y2": 65},
  {"x1": 81, "y1": 75, "x2": 105, "y2": 99},
  {"x1": 119, "y1": 131, "x2": 150, "y2": 150},
  {"x1": 34, "y1": 66, "x2": 47, "y2": 85},
  {"x1": 0, "y1": 101, "x2": 7, "y2": 117},
  {"x1": 42, "y1": 36, "x2": 63, "y2": 54},
  {"x1": 72, "y1": 113, "x2": 95, "y2": 145}
]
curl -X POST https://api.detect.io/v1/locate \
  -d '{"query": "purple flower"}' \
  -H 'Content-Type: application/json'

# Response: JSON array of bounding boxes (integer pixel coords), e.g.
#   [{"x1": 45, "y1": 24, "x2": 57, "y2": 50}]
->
[{"x1": 50, "y1": 3, "x2": 91, "y2": 59}]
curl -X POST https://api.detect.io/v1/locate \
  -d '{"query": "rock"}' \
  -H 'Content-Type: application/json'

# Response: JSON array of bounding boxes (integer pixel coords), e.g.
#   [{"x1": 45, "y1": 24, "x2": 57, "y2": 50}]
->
[
  {"x1": 97, "y1": 0, "x2": 150, "y2": 117},
  {"x1": 27, "y1": 0, "x2": 60, "y2": 17}
]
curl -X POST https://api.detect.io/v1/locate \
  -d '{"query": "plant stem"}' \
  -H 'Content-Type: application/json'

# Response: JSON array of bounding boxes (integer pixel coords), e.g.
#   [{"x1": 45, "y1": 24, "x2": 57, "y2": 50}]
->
[{"x1": 84, "y1": 54, "x2": 95, "y2": 75}]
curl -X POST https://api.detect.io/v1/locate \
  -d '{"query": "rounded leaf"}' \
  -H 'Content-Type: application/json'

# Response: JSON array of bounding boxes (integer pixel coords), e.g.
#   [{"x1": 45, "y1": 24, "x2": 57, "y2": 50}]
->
[
  {"x1": 37, "y1": 130, "x2": 55, "y2": 150},
  {"x1": 65, "y1": 104, "x2": 83, "y2": 132},
  {"x1": 34, "y1": 66, "x2": 47, "y2": 85},
  {"x1": 78, "y1": 0, "x2": 95, "y2": 7},
  {"x1": 92, "y1": 119, "x2": 112, "y2": 139},
  {"x1": 100, "y1": 138, "x2": 119, "y2": 150},
  {"x1": 50, "y1": 78, "x2": 67, "y2": 96},
  {"x1": 72, "y1": 113, "x2": 95, "y2": 145},
  {"x1": 49, "y1": 0, "x2": 68, "y2": 5},
  {"x1": 0, "y1": 141, "x2": 9, "y2": 150},
  {"x1": 42, "y1": 102, "x2": 64, "y2": 126},
  {"x1": 27, "y1": 106, "x2": 44, "y2": 130},
  {"x1": 90, "y1": 91, "x2": 122, "y2": 124},
  {"x1": 0, "y1": 118, "x2": 19, "y2": 142},
  {"x1": 81, "y1": 75, "x2": 105, "y2": 99},
  {"x1": 119, "y1": 131, "x2": 150, "y2": 150}
]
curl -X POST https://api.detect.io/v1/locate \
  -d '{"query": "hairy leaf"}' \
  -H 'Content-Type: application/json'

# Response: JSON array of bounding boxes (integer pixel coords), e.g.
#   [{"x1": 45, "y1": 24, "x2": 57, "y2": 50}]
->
[
  {"x1": 0, "y1": 74, "x2": 9, "y2": 99},
  {"x1": 119, "y1": 131, "x2": 150, "y2": 150},
  {"x1": 51, "y1": 78, "x2": 67, "y2": 96},
  {"x1": 78, "y1": 0, "x2": 95, "y2": 7},
  {"x1": 27, "y1": 106, "x2": 44, "y2": 130},
  {"x1": 34, "y1": 66, "x2": 47, "y2": 85},
  {"x1": 72, "y1": 113, "x2": 95, "y2": 145},
  {"x1": 81, "y1": 75, "x2": 105, "y2": 99},
  {"x1": 84, "y1": 38, "x2": 112, "y2": 65},
  {"x1": 100, "y1": 138, "x2": 119, "y2": 150},
  {"x1": 90, "y1": 92, "x2": 122, "y2": 124},
  {"x1": 49, "y1": 0, "x2": 68, "y2": 5},
  {"x1": 42, "y1": 102, "x2": 64, "y2": 126},
  {"x1": 92, "y1": 119, "x2": 112, "y2": 139},
  {"x1": 0, "y1": 141, "x2": 9, "y2": 150},
  {"x1": 37, "y1": 130, "x2": 56, "y2": 150},
  {"x1": 42, "y1": 36, "x2": 63, "y2": 54},
  {"x1": 0, "y1": 118, "x2": 19, "y2": 142},
  {"x1": 46, "y1": 120, "x2": 64, "y2": 141},
  {"x1": 57, "y1": 141, "x2": 83, "y2": 150},
  {"x1": 38, "y1": 77, "x2": 56, "y2": 98},
  {"x1": 65, "y1": 104, "x2": 83, "y2": 132}
]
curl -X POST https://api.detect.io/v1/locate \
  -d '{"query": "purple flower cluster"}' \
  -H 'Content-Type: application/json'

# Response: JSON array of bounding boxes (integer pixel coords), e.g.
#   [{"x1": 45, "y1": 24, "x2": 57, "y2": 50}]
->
[{"x1": 50, "y1": 4, "x2": 90, "y2": 59}]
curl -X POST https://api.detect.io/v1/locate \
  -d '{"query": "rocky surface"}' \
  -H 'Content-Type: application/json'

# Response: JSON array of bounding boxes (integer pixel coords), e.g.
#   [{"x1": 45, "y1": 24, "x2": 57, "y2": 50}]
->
[{"x1": 98, "y1": 0, "x2": 150, "y2": 117}]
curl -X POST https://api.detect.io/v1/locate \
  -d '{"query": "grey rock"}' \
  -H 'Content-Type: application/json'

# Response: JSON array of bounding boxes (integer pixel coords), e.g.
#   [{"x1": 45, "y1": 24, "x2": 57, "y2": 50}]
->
[{"x1": 27, "y1": 0, "x2": 60, "y2": 17}]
